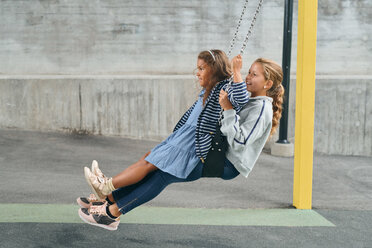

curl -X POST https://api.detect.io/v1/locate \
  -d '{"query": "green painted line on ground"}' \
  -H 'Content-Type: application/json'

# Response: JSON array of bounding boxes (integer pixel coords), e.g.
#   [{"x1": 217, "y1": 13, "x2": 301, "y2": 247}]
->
[{"x1": 0, "y1": 204, "x2": 335, "y2": 227}]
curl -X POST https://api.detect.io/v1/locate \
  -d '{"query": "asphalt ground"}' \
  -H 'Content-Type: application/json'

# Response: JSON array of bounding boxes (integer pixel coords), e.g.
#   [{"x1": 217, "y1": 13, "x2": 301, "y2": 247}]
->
[{"x1": 0, "y1": 129, "x2": 371, "y2": 248}]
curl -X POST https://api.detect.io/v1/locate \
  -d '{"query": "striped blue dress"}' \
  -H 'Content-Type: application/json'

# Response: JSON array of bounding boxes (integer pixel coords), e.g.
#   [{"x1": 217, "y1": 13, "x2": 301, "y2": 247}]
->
[{"x1": 144, "y1": 94, "x2": 204, "y2": 179}]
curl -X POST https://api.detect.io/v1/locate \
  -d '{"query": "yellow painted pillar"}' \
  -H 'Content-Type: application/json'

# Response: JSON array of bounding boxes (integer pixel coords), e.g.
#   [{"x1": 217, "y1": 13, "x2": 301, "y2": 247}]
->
[{"x1": 293, "y1": 0, "x2": 318, "y2": 209}]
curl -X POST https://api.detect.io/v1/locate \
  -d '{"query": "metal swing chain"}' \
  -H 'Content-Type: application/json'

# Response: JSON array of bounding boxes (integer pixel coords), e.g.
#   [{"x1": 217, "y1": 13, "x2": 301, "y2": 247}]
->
[
  {"x1": 227, "y1": 0, "x2": 250, "y2": 57},
  {"x1": 221, "y1": 0, "x2": 264, "y2": 124},
  {"x1": 227, "y1": 0, "x2": 264, "y2": 57},
  {"x1": 239, "y1": 0, "x2": 264, "y2": 55}
]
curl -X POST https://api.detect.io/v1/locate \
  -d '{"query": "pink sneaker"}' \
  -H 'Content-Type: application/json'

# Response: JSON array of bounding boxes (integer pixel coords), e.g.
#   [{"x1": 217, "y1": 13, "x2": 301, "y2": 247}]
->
[
  {"x1": 76, "y1": 194, "x2": 105, "y2": 208},
  {"x1": 78, "y1": 203, "x2": 120, "y2": 231}
]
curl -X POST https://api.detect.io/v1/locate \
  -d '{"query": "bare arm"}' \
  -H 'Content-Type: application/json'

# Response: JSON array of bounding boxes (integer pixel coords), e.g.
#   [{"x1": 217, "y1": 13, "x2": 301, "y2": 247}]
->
[{"x1": 231, "y1": 54, "x2": 243, "y2": 83}]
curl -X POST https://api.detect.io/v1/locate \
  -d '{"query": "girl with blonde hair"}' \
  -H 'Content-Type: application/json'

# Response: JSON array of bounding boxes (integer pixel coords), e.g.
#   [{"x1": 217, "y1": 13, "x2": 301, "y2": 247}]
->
[{"x1": 218, "y1": 57, "x2": 284, "y2": 178}]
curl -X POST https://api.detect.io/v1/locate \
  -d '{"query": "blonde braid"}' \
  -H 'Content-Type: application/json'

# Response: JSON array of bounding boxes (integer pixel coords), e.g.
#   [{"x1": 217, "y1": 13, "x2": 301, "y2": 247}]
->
[
  {"x1": 254, "y1": 58, "x2": 284, "y2": 135},
  {"x1": 268, "y1": 84, "x2": 284, "y2": 135}
]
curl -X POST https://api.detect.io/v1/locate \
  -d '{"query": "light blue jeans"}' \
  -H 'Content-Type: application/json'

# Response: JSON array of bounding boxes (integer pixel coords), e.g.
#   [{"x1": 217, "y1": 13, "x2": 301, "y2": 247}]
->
[{"x1": 112, "y1": 159, "x2": 239, "y2": 214}]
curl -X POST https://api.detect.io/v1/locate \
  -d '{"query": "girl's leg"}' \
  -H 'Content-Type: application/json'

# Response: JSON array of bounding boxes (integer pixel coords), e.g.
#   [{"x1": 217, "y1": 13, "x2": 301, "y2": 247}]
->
[
  {"x1": 108, "y1": 203, "x2": 121, "y2": 217},
  {"x1": 78, "y1": 171, "x2": 164, "y2": 230},
  {"x1": 79, "y1": 171, "x2": 168, "y2": 231},
  {"x1": 113, "y1": 161, "x2": 203, "y2": 215},
  {"x1": 79, "y1": 162, "x2": 203, "y2": 230},
  {"x1": 107, "y1": 193, "x2": 115, "y2": 204},
  {"x1": 85, "y1": 151, "x2": 158, "y2": 199},
  {"x1": 105, "y1": 172, "x2": 165, "y2": 217},
  {"x1": 111, "y1": 158, "x2": 158, "y2": 189},
  {"x1": 105, "y1": 160, "x2": 237, "y2": 218}
]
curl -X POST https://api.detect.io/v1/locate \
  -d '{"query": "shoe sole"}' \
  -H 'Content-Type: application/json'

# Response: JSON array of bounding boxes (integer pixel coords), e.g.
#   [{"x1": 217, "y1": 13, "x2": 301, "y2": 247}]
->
[
  {"x1": 84, "y1": 167, "x2": 105, "y2": 200},
  {"x1": 78, "y1": 208, "x2": 118, "y2": 231}
]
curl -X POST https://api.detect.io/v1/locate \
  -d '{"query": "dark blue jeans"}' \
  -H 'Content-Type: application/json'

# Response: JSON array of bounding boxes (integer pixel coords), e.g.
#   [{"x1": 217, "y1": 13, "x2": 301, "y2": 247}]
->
[{"x1": 112, "y1": 159, "x2": 239, "y2": 214}]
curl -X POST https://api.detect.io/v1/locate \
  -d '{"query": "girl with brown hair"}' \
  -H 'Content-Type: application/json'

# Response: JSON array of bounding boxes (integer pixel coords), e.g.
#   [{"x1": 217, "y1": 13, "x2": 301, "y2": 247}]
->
[{"x1": 78, "y1": 50, "x2": 250, "y2": 230}]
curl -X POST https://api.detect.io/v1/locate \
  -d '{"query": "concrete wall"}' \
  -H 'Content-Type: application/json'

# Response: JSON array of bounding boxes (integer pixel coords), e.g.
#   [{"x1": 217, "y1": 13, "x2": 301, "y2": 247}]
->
[
  {"x1": 1, "y1": 0, "x2": 371, "y2": 75},
  {"x1": 285, "y1": 77, "x2": 372, "y2": 156},
  {"x1": 314, "y1": 77, "x2": 372, "y2": 156},
  {"x1": 1, "y1": 76, "x2": 371, "y2": 156},
  {"x1": 0, "y1": 0, "x2": 371, "y2": 156},
  {"x1": 0, "y1": 76, "x2": 198, "y2": 140}
]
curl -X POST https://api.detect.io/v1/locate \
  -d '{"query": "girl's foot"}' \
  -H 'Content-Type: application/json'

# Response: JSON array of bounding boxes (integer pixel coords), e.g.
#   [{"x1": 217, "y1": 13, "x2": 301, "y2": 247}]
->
[
  {"x1": 76, "y1": 194, "x2": 106, "y2": 209},
  {"x1": 84, "y1": 167, "x2": 115, "y2": 200},
  {"x1": 78, "y1": 203, "x2": 120, "y2": 231}
]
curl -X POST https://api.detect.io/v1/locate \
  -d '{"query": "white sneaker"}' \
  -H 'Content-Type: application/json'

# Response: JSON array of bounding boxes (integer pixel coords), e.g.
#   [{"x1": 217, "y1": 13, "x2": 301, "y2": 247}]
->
[
  {"x1": 91, "y1": 160, "x2": 108, "y2": 179},
  {"x1": 84, "y1": 167, "x2": 114, "y2": 200}
]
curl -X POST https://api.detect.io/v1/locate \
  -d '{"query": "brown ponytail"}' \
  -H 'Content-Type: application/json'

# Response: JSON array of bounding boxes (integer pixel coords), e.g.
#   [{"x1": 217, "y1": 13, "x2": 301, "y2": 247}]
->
[
  {"x1": 254, "y1": 58, "x2": 284, "y2": 135},
  {"x1": 198, "y1": 50, "x2": 232, "y2": 104}
]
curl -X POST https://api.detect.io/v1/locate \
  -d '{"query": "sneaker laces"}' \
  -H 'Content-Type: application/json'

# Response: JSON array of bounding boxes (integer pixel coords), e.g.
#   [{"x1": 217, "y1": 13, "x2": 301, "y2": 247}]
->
[
  {"x1": 96, "y1": 176, "x2": 108, "y2": 191},
  {"x1": 89, "y1": 203, "x2": 107, "y2": 216},
  {"x1": 94, "y1": 168, "x2": 108, "y2": 180},
  {"x1": 87, "y1": 194, "x2": 98, "y2": 202},
  {"x1": 90, "y1": 172, "x2": 106, "y2": 189},
  {"x1": 89, "y1": 169, "x2": 113, "y2": 197}
]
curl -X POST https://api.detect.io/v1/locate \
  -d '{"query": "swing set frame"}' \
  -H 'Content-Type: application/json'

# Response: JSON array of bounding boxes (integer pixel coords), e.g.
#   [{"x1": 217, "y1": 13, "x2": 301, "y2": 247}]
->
[
  {"x1": 230, "y1": 0, "x2": 318, "y2": 210},
  {"x1": 293, "y1": 0, "x2": 318, "y2": 210}
]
